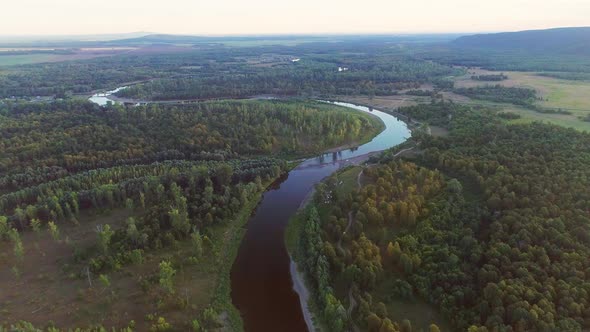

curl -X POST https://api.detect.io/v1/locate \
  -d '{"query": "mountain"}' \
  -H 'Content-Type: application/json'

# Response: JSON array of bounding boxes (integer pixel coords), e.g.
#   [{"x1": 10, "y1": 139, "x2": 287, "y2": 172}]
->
[
  {"x1": 452, "y1": 27, "x2": 590, "y2": 55},
  {"x1": 107, "y1": 34, "x2": 213, "y2": 45}
]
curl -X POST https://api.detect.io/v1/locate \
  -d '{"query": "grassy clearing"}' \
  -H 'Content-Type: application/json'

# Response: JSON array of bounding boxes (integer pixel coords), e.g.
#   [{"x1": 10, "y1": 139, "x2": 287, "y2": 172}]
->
[
  {"x1": 502, "y1": 106, "x2": 590, "y2": 132},
  {"x1": 336, "y1": 166, "x2": 363, "y2": 196}
]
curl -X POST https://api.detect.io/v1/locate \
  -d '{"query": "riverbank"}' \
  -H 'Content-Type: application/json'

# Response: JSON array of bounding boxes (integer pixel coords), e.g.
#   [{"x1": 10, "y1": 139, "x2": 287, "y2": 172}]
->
[
  {"x1": 285, "y1": 199, "x2": 316, "y2": 330},
  {"x1": 213, "y1": 178, "x2": 279, "y2": 331}
]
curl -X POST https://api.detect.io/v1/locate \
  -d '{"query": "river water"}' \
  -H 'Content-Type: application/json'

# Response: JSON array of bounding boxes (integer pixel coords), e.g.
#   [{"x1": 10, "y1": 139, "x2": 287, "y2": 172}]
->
[
  {"x1": 88, "y1": 86, "x2": 127, "y2": 106},
  {"x1": 230, "y1": 102, "x2": 410, "y2": 332}
]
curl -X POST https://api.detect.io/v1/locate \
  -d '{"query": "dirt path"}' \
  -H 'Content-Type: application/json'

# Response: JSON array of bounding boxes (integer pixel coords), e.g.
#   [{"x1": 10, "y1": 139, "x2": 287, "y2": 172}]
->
[
  {"x1": 393, "y1": 146, "x2": 415, "y2": 158},
  {"x1": 347, "y1": 288, "x2": 360, "y2": 332}
]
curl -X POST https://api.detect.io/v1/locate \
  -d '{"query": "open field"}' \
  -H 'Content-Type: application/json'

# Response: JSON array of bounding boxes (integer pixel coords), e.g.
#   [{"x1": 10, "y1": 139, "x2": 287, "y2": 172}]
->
[
  {"x1": 454, "y1": 68, "x2": 590, "y2": 114},
  {"x1": 443, "y1": 69, "x2": 590, "y2": 131},
  {"x1": 440, "y1": 95, "x2": 590, "y2": 132},
  {"x1": 0, "y1": 47, "x2": 139, "y2": 66}
]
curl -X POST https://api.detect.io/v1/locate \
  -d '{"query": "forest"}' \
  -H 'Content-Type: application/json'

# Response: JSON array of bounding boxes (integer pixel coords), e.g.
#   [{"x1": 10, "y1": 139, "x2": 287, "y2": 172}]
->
[
  {"x1": 453, "y1": 85, "x2": 537, "y2": 107},
  {"x1": 114, "y1": 57, "x2": 459, "y2": 100},
  {"x1": 293, "y1": 102, "x2": 590, "y2": 331},
  {"x1": 0, "y1": 99, "x2": 380, "y2": 190},
  {"x1": 0, "y1": 99, "x2": 380, "y2": 330},
  {"x1": 0, "y1": 44, "x2": 462, "y2": 100}
]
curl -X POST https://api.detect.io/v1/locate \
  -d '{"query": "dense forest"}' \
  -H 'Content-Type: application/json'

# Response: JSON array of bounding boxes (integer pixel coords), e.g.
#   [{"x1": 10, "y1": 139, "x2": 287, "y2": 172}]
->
[
  {"x1": 0, "y1": 44, "x2": 462, "y2": 100},
  {"x1": 0, "y1": 99, "x2": 380, "y2": 191},
  {"x1": 115, "y1": 58, "x2": 459, "y2": 100},
  {"x1": 294, "y1": 102, "x2": 590, "y2": 331}
]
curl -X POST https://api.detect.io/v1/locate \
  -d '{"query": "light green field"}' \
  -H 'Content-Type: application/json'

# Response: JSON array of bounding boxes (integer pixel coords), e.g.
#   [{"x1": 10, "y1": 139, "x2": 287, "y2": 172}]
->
[
  {"x1": 455, "y1": 69, "x2": 590, "y2": 113},
  {"x1": 503, "y1": 106, "x2": 590, "y2": 132},
  {"x1": 452, "y1": 68, "x2": 590, "y2": 131}
]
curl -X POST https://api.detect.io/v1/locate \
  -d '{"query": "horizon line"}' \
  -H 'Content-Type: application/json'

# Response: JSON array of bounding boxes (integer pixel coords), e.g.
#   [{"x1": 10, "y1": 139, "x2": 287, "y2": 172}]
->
[{"x1": 2, "y1": 25, "x2": 588, "y2": 39}]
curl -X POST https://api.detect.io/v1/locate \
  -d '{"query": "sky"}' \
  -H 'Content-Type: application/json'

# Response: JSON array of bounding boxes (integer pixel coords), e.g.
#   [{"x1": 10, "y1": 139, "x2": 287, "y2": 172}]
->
[{"x1": 2, "y1": 0, "x2": 590, "y2": 36}]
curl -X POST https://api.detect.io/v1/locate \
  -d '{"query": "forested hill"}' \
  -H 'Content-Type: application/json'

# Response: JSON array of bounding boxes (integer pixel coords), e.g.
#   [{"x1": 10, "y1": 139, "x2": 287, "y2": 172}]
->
[{"x1": 452, "y1": 27, "x2": 590, "y2": 55}]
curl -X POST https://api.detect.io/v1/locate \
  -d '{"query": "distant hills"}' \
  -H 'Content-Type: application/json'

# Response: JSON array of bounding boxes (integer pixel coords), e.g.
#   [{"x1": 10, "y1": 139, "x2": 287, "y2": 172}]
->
[
  {"x1": 452, "y1": 27, "x2": 590, "y2": 55},
  {"x1": 0, "y1": 32, "x2": 152, "y2": 44}
]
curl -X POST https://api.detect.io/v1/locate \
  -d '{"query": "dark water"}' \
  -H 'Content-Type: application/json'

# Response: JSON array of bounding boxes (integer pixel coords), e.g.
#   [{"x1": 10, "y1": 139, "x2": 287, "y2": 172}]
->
[{"x1": 230, "y1": 102, "x2": 410, "y2": 332}]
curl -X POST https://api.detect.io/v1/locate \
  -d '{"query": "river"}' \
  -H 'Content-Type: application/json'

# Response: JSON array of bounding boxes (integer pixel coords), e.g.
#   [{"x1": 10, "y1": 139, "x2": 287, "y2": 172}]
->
[
  {"x1": 230, "y1": 101, "x2": 410, "y2": 332},
  {"x1": 88, "y1": 86, "x2": 127, "y2": 106},
  {"x1": 87, "y1": 94, "x2": 410, "y2": 330}
]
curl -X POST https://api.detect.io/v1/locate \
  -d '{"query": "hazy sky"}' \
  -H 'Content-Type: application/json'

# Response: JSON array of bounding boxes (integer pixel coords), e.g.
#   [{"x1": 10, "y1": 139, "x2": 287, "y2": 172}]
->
[{"x1": 3, "y1": 0, "x2": 590, "y2": 36}]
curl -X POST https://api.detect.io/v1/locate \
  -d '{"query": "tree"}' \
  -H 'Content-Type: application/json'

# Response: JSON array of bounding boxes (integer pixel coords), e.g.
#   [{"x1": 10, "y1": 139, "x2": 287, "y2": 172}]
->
[
  {"x1": 367, "y1": 313, "x2": 382, "y2": 332},
  {"x1": 214, "y1": 164, "x2": 233, "y2": 187},
  {"x1": 99, "y1": 274, "x2": 111, "y2": 289},
  {"x1": 324, "y1": 293, "x2": 347, "y2": 332},
  {"x1": 48, "y1": 221, "x2": 60, "y2": 241},
  {"x1": 429, "y1": 324, "x2": 441, "y2": 332},
  {"x1": 401, "y1": 319, "x2": 412, "y2": 332},
  {"x1": 447, "y1": 179, "x2": 463, "y2": 194},
  {"x1": 380, "y1": 318, "x2": 396, "y2": 332},
  {"x1": 96, "y1": 224, "x2": 114, "y2": 255},
  {"x1": 9, "y1": 229, "x2": 24, "y2": 261},
  {"x1": 30, "y1": 219, "x2": 42, "y2": 233},
  {"x1": 159, "y1": 261, "x2": 176, "y2": 294}
]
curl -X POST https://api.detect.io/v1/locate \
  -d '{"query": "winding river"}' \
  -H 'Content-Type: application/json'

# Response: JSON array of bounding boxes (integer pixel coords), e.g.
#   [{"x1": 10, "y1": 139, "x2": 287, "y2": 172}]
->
[
  {"x1": 230, "y1": 102, "x2": 410, "y2": 332},
  {"x1": 87, "y1": 94, "x2": 410, "y2": 330}
]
